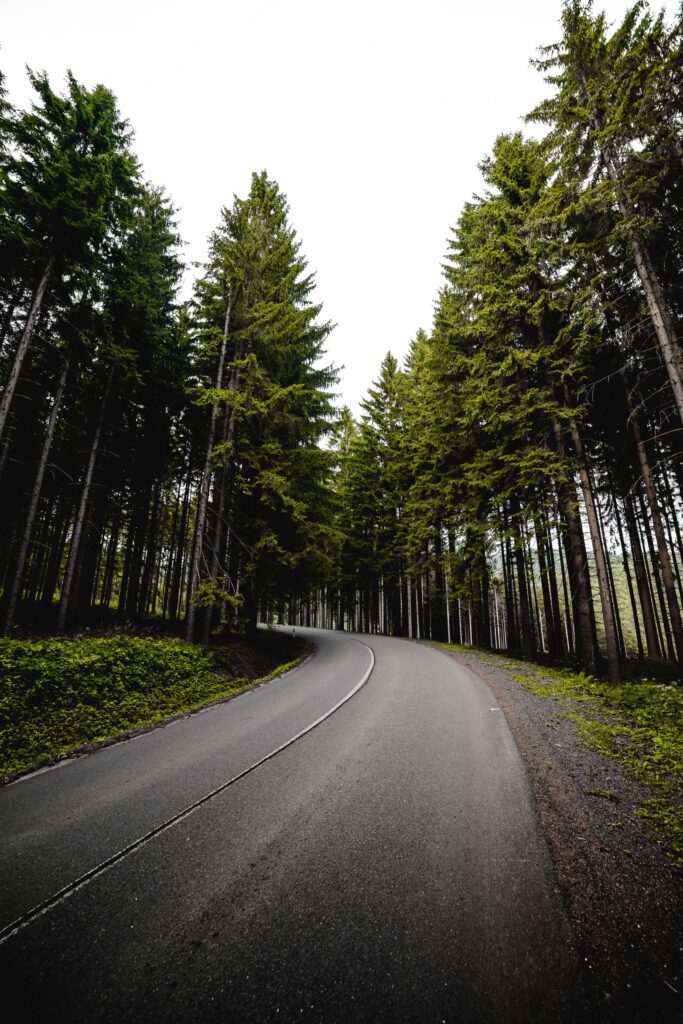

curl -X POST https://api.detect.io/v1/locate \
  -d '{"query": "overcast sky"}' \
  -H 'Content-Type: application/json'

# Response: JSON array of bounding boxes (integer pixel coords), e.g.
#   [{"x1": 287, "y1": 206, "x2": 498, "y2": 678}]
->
[{"x1": 1, "y1": 0, "x2": 676, "y2": 410}]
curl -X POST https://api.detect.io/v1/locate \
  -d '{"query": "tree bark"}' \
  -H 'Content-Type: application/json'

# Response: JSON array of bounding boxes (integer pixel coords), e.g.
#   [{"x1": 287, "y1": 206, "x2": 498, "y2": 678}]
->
[
  {"x1": 552, "y1": 416, "x2": 598, "y2": 673},
  {"x1": 535, "y1": 515, "x2": 562, "y2": 658},
  {"x1": 509, "y1": 501, "x2": 535, "y2": 661},
  {"x1": 637, "y1": 492, "x2": 673, "y2": 659},
  {"x1": 57, "y1": 367, "x2": 113, "y2": 632},
  {"x1": 567, "y1": 411, "x2": 621, "y2": 684},
  {"x1": 2, "y1": 355, "x2": 69, "y2": 635},
  {"x1": 555, "y1": 521, "x2": 574, "y2": 655},
  {"x1": 0, "y1": 257, "x2": 54, "y2": 441},
  {"x1": 614, "y1": 494, "x2": 644, "y2": 660},
  {"x1": 186, "y1": 293, "x2": 231, "y2": 641},
  {"x1": 0, "y1": 282, "x2": 26, "y2": 360},
  {"x1": 624, "y1": 387, "x2": 683, "y2": 666}
]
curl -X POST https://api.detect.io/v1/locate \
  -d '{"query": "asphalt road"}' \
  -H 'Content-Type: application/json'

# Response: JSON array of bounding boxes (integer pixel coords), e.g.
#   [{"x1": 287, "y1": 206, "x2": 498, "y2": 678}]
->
[{"x1": 0, "y1": 628, "x2": 591, "y2": 1022}]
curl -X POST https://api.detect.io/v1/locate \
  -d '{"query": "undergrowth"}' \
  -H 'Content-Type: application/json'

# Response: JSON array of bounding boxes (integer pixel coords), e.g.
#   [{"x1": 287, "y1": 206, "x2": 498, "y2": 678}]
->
[{"x1": 0, "y1": 634, "x2": 307, "y2": 783}]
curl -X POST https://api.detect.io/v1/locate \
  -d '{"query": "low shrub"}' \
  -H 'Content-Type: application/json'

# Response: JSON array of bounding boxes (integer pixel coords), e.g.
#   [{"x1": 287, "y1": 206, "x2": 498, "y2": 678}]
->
[{"x1": 0, "y1": 635, "x2": 304, "y2": 781}]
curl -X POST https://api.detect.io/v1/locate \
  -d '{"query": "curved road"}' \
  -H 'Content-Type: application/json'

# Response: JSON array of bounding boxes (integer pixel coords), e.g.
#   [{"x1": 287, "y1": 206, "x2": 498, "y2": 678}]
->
[{"x1": 0, "y1": 628, "x2": 590, "y2": 1022}]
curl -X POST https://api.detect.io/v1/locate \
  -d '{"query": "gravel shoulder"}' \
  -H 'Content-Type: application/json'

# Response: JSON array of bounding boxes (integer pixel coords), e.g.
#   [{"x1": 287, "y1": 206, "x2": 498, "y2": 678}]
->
[{"x1": 428, "y1": 642, "x2": 682, "y2": 1024}]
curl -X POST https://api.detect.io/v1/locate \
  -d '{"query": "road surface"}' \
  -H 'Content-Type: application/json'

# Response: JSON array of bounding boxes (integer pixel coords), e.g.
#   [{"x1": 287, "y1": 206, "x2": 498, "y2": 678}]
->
[{"x1": 0, "y1": 628, "x2": 591, "y2": 1022}]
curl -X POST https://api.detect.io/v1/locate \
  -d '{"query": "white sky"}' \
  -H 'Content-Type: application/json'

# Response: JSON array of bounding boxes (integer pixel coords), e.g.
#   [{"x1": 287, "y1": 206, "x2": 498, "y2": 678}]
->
[{"x1": 1, "y1": 0, "x2": 676, "y2": 411}]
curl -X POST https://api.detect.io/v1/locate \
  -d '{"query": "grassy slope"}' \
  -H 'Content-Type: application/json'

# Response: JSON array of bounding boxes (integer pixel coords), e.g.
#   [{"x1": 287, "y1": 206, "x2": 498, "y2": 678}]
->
[
  {"x1": 442, "y1": 643, "x2": 683, "y2": 868},
  {"x1": 0, "y1": 632, "x2": 308, "y2": 783}
]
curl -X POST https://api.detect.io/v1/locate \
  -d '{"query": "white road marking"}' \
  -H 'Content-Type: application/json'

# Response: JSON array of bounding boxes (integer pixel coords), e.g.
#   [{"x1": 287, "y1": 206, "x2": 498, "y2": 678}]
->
[{"x1": 0, "y1": 640, "x2": 375, "y2": 947}]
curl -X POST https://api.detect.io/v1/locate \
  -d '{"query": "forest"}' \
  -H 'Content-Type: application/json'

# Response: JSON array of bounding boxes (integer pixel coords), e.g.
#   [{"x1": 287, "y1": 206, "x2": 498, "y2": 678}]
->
[{"x1": 0, "y1": 0, "x2": 682, "y2": 691}]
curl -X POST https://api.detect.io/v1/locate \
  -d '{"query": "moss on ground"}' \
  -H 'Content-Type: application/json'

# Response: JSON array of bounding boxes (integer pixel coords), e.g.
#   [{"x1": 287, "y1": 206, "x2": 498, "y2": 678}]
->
[
  {"x1": 440, "y1": 644, "x2": 683, "y2": 869},
  {"x1": 0, "y1": 633, "x2": 308, "y2": 783}
]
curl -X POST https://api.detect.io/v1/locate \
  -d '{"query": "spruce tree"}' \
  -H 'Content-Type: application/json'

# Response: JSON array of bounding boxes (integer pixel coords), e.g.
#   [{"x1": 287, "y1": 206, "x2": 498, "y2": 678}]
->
[{"x1": 187, "y1": 172, "x2": 337, "y2": 637}]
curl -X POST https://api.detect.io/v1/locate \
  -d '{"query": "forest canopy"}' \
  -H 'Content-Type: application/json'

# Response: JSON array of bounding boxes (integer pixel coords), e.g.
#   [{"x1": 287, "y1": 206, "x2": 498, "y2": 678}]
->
[{"x1": 0, "y1": 0, "x2": 681, "y2": 686}]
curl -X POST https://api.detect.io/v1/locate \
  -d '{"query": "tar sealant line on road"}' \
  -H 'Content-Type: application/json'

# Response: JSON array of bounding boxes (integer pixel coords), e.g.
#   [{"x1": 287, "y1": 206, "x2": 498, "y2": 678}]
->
[{"x1": 0, "y1": 639, "x2": 375, "y2": 948}]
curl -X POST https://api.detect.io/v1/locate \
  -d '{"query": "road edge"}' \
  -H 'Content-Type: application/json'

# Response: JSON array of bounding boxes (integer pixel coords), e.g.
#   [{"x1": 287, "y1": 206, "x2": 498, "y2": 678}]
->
[{"x1": 8, "y1": 645, "x2": 316, "y2": 787}]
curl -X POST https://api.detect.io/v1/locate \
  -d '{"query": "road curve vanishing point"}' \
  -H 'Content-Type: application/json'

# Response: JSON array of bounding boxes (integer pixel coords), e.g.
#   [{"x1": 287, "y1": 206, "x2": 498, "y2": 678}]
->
[{"x1": 0, "y1": 628, "x2": 591, "y2": 1023}]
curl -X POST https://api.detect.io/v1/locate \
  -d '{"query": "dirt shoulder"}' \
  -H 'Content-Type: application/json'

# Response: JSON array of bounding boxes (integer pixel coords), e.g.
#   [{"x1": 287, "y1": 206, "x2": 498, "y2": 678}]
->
[{"x1": 428, "y1": 642, "x2": 682, "y2": 1024}]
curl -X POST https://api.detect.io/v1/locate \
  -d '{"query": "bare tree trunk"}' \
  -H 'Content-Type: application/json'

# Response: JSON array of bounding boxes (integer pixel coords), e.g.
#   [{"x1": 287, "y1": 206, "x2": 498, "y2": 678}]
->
[
  {"x1": 594, "y1": 484, "x2": 626, "y2": 661},
  {"x1": 26, "y1": 505, "x2": 53, "y2": 604},
  {"x1": 566, "y1": 411, "x2": 621, "y2": 683},
  {"x1": 3, "y1": 355, "x2": 69, "y2": 635},
  {"x1": 162, "y1": 479, "x2": 183, "y2": 619},
  {"x1": 0, "y1": 257, "x2": 54, "y2": 441},
  {"x1": 614, "y1": 495, "x2": 644, "y2": 661},
  {"x1": 186, "y1": 293, "x2": 231, "y2": 641},
  {"x1": 660, "y1": 469, "x2": 683, "y2": 609},
  {"x1": 168, "y1": 478, "x2": 190, "y2": 621},
  {"x1": 552, "y1": 417, "x2": 597, "y2": 673},
  {"x1": 543, "y1": 513, "x2": 565, "y2": 657},
  {"x1": 503, "y1": 530, "x2": 519, "y2": 654},
  {"x1": 138, "y1": 478, "x2": 161, "y2": 616},
  {"x1": 555, "y1": 521, "x2": 574, "y2": 655},
  {"x1": 57, "y1": 367, "x2": 113, "y2": 632},
  {"x1": 628, "y1": 424, "x2": 683, "y2": 666},
  {"x1": 510, "y1": 503, "x2": 535, "y2": 661},
  {"x1": 637, "y1": 492, "x2": 673, "y2": 659},
  {"x1": 41, "y1": 502, "x2": 72, "y2": 610},
  {"x1": 100, "y1": 505, "x2": 122, "y2": 612},
  {"x1": 522, "y1": 521, "x2": 543, "y2": 652},
  {"x1": 0, "y1": 282, "x2": 26, "y2": 360},
  {"x1": 535, "y1": 515, "x2": 562, "y2": 658}
]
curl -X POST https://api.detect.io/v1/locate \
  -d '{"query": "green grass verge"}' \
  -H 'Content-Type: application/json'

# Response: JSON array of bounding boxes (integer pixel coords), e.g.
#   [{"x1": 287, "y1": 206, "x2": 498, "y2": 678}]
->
[
  {"x1": 0, "y1": 635, "x2": 307, "y2": 783},
  {"x1": 440, "y1": 644, "x2": 683, "y2": 869}
]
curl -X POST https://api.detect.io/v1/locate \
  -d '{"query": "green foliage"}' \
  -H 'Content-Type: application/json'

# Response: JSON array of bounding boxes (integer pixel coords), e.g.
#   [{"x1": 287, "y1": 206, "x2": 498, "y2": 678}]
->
[
  {"x1": 190, "y1": 171, "x2": 338, "y2": 626},
  {"x1": 0, "y1": 70, "x2": 138, "y2": 273},
  {"x1": 0, "y1": 635, "x2": 306, "y2": 781}
]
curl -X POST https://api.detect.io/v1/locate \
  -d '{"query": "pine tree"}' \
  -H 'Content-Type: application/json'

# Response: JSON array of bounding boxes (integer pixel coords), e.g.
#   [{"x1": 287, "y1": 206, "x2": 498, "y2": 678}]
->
[
  {"x1": 187, "y1": 172, "x2": 337, "y2": 637},
  {"x1": 0, "y1": 71, "x2": 138, "y2": 444},
  {"x1": 529, "y1": 0, "x2": 683, "y2": 422}
]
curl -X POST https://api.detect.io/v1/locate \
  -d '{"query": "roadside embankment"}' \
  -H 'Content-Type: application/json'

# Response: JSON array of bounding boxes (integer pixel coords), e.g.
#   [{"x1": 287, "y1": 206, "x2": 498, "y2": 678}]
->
[
  {"x1": 432, "y1": 642, "x2": 682, "y2": 1024},
  {"x1": 0, "y1": 631, "x2": 310, "y2": 783}
]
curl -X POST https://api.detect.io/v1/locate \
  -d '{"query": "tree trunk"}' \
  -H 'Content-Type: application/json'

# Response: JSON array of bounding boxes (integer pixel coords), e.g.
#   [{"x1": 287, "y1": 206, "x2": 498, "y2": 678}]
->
[
  {"x1": 510, "y1": 503, "x2": 535, "y2": 661},
  {"x1": 40, "y1": 503, "x2": 72, "y2": 611},
  {"x1": 162, "y1": 479, "x2": 183, "y2": 619},
  {"x1": 100, "y1": 506, "x2": 122, "y2": 612},
  {"x1": 186, "y1": 293, "x2": 232, "y2": 641},
  {"x1": 2, "y1": 355, "x2": 69, "y2": 635},
  {"x1": 543, "y1": 513, "x2": 565, "y2": 658},
  {"x1": 0, "y1": 257, "x2": 54, "y2": 441},
  {"x1": 594, "y1": 485, "x2": 626, "y2": 661},
  {"x1": 57, "y1": 367, "x2": 113, "y2": 632},
  {"x1": 535, "y1": 515, "x2": 562, "y2": 658},
  {"x1": 503, "y1": 530, "x2": 519, "y2": 654},
  {"x1": 623, "y1": 377, "x2": 683, "y2": 666},
  {"x1": 637, "y1": 492, "x2": 673, "y2": 659},
  {"x1": 138, "y1": 478, "x2": 162, "y2": 616},
  {"x1": 0, "y1": 282, "x2": 26, "y2": 359},
  {"x1": 567, "y1": 411, "x2": 621, "y2": 684},
  {"x1": 169, "y1": 475, "x2": 191, "y2": 621},
  {"x1": 660, "y1": 469, "x2": 683, "y2": 610},
  {"x1": 615, "y1": 494, "x2": 645, "y2": 660},
  {"x1": 552, "y1": 417, "x2": 597, "y2": 673}
]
